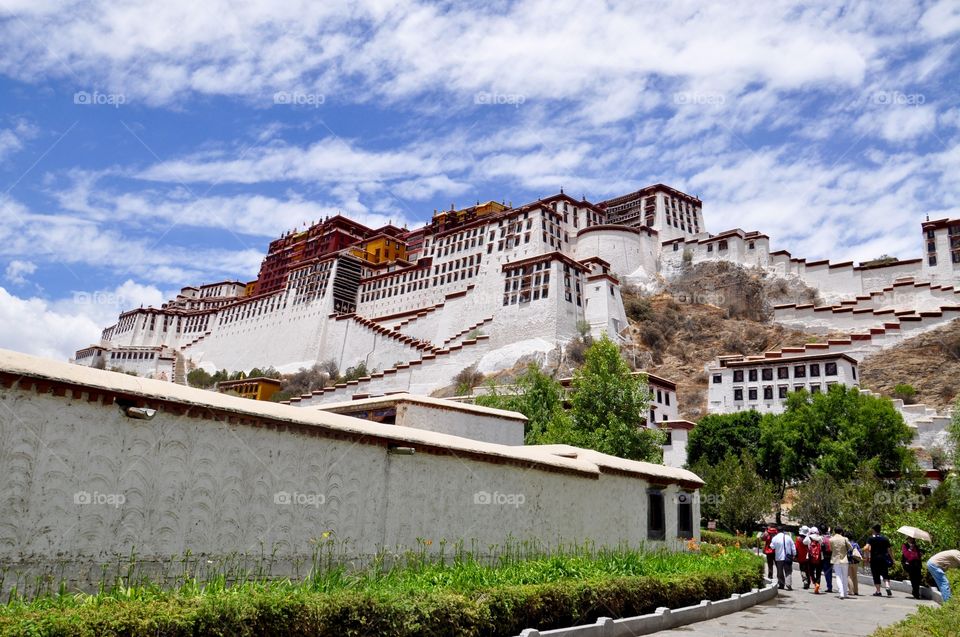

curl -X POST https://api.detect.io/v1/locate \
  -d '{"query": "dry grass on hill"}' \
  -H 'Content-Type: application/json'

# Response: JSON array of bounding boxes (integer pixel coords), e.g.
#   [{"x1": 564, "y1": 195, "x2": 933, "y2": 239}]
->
[
  {"x1": 859, "y1": 320, "x2": 960, "y2": 412},
  {"x1": 621, "y1": 293, "x2": 817, "y2": 421}
]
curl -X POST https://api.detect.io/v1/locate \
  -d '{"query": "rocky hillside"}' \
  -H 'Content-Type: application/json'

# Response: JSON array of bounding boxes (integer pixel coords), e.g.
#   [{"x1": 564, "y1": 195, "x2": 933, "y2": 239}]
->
[{"x1": 859, "y1": 320, "x2": 960, "y2": 412}]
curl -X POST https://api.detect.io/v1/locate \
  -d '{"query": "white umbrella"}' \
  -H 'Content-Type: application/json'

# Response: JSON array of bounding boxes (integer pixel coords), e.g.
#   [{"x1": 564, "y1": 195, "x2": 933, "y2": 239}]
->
[{"x1": 897, "y1": 526, "x2": 932, "y2": 542}]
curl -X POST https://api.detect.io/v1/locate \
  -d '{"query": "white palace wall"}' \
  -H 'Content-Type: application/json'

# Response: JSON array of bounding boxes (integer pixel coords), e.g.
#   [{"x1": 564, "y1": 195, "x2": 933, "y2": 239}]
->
[
  {"x1": 0, "y1": 349, "x2": 701, "y2": 591},
  {"x1": 574, "y1": 226, "x2": 659, "y2": 279}
]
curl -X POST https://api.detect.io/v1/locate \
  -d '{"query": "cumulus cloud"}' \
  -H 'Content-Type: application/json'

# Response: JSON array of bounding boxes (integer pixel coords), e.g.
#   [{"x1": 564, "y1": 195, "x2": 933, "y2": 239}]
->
[
  {"x1": 4, "y1": 260, "x2": 36, "y2": 285},
  {"x1": 0, "y1": 0, "x2": 929, "y2": 110},
  {"x1": 0, "y1": 279, "x2": 165, "y2": 362}
]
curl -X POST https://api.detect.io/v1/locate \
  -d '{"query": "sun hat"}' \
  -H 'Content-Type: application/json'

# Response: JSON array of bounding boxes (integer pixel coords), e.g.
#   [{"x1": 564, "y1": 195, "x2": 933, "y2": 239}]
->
[{"x1": 799, "y1": 525, "x2": 809, "y2": 535}]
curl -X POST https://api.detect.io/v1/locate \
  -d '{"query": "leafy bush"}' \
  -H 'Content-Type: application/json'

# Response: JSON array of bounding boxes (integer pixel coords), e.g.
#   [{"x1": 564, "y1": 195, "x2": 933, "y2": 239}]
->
[
  {"x1": 0, "y1": 550, "x2": 762, "y2": 637},
  {"x1": 624, "y1": 295, "x2": 653, "y2": 322},
  {"x1": 700, "y1": 530, "x2": 762, "y2": 550},
  {"x1": 453, "y1": 365, "x2": 485, "y2": 395},
  {"x1": 893, "y1": 383, "x2": 918, "y2": 405}
]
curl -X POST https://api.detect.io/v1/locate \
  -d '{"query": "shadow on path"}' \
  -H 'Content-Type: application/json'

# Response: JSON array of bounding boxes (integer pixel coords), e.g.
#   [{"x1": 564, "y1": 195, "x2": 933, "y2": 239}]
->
[{"x1": 659, "y1": 585, "x2": 935, "y2": 636}]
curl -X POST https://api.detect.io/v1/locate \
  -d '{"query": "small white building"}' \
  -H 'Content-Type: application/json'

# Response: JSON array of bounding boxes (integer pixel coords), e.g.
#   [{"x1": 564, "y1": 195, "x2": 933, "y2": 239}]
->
[
  {"x1": 660, "y1": 419, "x2": 696, "y2": 469},
  {"x1": 922, "y1": 217, "x2": 960, "y2": 283},
  {"x1": 315, "y1": 393, "x2": 527, "y2": 446},
  {"x1": 706, "y1": 352, "x2": 860, "y2": 415}
]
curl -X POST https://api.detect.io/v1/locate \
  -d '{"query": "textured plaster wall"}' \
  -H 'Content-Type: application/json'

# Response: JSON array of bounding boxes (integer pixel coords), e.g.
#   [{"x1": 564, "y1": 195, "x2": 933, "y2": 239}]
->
[{"x1": 0, "y1": 382, "x2": 685, "y2": 591}]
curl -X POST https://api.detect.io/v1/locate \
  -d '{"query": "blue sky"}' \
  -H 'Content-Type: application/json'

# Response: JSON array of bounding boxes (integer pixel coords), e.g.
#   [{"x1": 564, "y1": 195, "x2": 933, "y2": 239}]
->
[{"x1": 0, "y1": 0, "x2": 958, "y2": 361}]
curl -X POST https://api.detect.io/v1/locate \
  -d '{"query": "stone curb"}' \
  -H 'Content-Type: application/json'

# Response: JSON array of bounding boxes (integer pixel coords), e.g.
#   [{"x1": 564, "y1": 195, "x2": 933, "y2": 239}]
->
[
  {"x1": 515, "y1": 578, "x2": 779, "y2": 637},
  {"x1": 856, "y1": 573, "x2": 943, "y2": 604}
]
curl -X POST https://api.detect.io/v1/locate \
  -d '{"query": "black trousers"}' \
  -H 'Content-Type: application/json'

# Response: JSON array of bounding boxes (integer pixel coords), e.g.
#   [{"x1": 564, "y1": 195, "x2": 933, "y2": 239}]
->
[
  {"x1": 766, "y1": 553, "x2": 775, "y2": 578},
  {"x1": 906, "y1": 561, "x2": 922, "y2": 598}
]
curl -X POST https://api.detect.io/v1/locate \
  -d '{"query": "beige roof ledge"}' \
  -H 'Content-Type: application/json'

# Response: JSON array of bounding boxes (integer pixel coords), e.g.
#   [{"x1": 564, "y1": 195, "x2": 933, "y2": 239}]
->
[{"x1": 316, "y1": 392, "x2": 528, "y2": 422}]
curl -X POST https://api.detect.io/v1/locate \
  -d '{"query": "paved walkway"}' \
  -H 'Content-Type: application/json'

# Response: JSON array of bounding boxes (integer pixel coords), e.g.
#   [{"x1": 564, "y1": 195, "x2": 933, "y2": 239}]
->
[{"x1": 660, "y1": 579, "x2": 936, "y2": 636}]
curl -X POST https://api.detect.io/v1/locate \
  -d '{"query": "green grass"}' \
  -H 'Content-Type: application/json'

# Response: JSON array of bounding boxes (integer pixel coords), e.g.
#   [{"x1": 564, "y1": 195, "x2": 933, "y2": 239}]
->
[{"x1": 0, "y1": 541, "x2": 763, "y2": 637}]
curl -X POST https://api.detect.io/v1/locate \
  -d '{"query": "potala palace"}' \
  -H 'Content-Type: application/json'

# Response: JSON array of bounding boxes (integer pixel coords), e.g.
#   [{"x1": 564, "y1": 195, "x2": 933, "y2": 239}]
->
[{"x1": 73, "y1": 184, "x2": 960, "y2": 423}]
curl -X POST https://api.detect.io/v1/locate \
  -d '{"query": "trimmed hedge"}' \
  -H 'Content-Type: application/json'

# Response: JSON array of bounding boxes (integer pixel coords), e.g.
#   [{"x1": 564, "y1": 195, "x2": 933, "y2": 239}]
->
[
  {"x1": 0, "y1": 564, "x2": 762, "y2": 637},
  {"x1": 700, "y1": 530, "x2": 762, "y2": 550}
]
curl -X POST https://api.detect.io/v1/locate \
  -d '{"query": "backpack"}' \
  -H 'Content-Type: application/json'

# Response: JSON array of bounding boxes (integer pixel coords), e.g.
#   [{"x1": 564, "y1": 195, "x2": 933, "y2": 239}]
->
[{"x1": 808, "y1": 539, "x2": 822, "y2": 564}]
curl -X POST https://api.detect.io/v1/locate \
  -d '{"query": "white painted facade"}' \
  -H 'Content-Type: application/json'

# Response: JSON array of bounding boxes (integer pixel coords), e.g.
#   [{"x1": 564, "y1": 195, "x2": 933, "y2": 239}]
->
[
  {"x1": 0, "y1": 348, "x2": 702, "y2": 592},
  {"x1": 706, "y1": 353, "x2": 860, "y2": 415}
]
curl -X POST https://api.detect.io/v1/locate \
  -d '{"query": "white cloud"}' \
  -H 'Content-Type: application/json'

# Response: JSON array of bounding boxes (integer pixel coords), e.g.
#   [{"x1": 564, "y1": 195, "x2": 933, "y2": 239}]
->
[
  {"x1": 135, "y1": 137, "x2": 458, "y2": 187},
  {"x1": 0, "y1": 195, "x2": 264, "y2": 284},
  {"x1": 0, "y1": 279, "x2": 165, "y2": 362},
  {"x1": 0, "y1": 0, "x2": 930, "y2": 114},
  {"x1": 4, "y1": 260, "x2": 36, "y2": 285},
  {"x1": 856, "y1": 105, "x2": 938, "y2": 143},
  {"x1": 919, "y1": 0, "x2": 960, "y2": 38}
]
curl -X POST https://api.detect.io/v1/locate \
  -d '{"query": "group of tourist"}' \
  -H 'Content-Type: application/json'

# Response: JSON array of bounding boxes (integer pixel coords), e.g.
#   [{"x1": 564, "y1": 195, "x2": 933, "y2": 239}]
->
[{"x1": 760, "y1": 523, "x2": 960, "y2": 602}]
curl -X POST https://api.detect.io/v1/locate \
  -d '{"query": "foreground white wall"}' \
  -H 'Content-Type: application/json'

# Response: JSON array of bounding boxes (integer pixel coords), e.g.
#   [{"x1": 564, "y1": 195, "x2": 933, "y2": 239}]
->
[{"x1": 0, "y1": 349, "x2": 701, "y2": 592}]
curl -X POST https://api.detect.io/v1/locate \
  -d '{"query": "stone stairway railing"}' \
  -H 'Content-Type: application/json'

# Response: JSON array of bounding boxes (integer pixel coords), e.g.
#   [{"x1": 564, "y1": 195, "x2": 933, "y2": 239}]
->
[
  {"x1": 173, "y1": 351, "x2": 187, "y2": 385},
  {"x1": 385, "y1": 303, "x2": 443, "y2": 332},
  {"x1": 180, "y1": 331, "x2": 212, "y2": 352},
  {"x1": 739, "y1": 302, "x2": 960, "y2": 366},
  {"x1": 808, "y1": 279, "x2": 960, "y2": 313},
  {"x1": 442, "y1": 316, "x2": 494, "y2": 347},
  {"x1": 283, "y1": 334, "x2": 491, "y2": 406},
  {"x1": 859, "y1": 388, "x2": 954, "y2": 464},
  {"x1": 334, "y1": 312, "x2": 440, "y2": 354}
]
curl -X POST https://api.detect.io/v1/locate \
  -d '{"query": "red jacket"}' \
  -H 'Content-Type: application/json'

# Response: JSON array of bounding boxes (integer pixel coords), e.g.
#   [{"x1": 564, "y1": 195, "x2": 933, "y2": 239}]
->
[
  {"x1": 795, "y1": 536, "x2": 808, "y2": 562},
  {"x1": 762, "y1": 526, "x2": 778, "y2": 555}
]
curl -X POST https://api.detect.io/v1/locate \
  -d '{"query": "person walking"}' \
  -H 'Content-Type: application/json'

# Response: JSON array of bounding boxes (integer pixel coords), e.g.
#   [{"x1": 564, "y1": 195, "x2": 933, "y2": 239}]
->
[
  {"x1": 771, "y1": 527, "x2": 796, "y2": 590},
  {"x1": 847, "y1": 532, "x2": 862, "y2": 596},
  {"x1": 926, "y1": 549, "x2": 960, "y2": 602},
  {"x1": 830, "y1": 527, "x2": 853, "y2": 599},
  {"x1": 805, "y1": 526, "x2": 825, "y2": 594},
  {"x1": 865, "y1": 524, "x2": 894, "y2": 597},
  {"x1": 901, "y1": 538, "x2": 923, "y2": 600},
  {"x1": 761, "y1": 524, "x2": 778, "y2": 580},
  {"x1": 821, "y1": 528, "x2": 834, "y2": 594},
  {"x1": 796, "y1": 526, "x2": 811, "y2": 590}
]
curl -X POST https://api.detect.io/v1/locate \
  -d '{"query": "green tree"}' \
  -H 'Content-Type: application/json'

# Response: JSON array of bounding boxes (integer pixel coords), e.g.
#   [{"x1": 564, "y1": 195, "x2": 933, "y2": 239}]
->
[
  {"x1": 568, "y1": 335, "x2": 662, "y2": 462},
  {"x1": 686, "y1": 411, "x2": 763, "y2": 468},
  {"x1": 791, "y1": 463, "x2": 924, "y2": 543},
  {"x1": 693, "y1": 451, "x2": 777, "y2": 534},
  {"x1": 759, "y1": 386, "x2": 916, "y2": 488},
  {"x1": 187, "y1": 368, "x2": 214, "y2": 388},
  {"x1": 475, "y1": 364, "x2": 569, "y2": 443}
]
